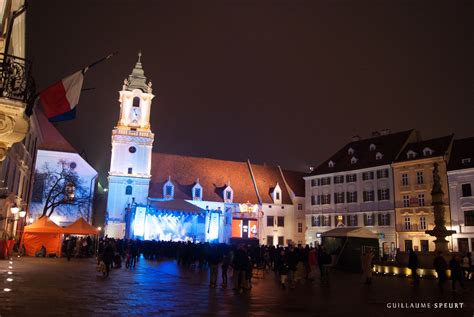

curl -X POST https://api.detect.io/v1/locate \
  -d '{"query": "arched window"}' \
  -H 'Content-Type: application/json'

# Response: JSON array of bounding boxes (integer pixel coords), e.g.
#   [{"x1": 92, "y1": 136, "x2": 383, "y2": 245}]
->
[
  {"x1": 125, "y1": 185, "x2": 133, "y2": 195},
  {"x1": 133, "y1": 96, "x2": 140, "y2": 107}
]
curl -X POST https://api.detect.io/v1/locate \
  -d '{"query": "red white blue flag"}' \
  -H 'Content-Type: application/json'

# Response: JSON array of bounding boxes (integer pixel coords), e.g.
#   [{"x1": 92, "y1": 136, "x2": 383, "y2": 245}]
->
[{"x1": 39, "y1": 69, "x2": 85, "y2": 122}]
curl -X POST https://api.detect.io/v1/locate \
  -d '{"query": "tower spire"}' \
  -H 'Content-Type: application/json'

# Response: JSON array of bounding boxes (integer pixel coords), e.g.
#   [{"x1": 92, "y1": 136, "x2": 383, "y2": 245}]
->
[{"x1": 126, "y1": 51, "x2": 148, "y2": 92}]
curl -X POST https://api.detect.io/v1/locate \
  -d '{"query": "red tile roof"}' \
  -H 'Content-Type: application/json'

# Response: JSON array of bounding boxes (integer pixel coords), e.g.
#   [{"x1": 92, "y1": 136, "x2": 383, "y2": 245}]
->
[
  {"x1": 36, "y1": 108, "x2": 77, "y2": 153},
  {"x1": 149, "y1": 153, "x2": 259, "y2": 204},
  {"x1": 148, "y1": 153, "x2": 304, "y2": 205}
]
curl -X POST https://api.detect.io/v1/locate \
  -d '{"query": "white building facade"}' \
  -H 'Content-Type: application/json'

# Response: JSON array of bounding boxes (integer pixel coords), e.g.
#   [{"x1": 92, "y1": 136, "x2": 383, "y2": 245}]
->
[{"x1": 447, "y1": 137, "x2": 474, "y2": 253}]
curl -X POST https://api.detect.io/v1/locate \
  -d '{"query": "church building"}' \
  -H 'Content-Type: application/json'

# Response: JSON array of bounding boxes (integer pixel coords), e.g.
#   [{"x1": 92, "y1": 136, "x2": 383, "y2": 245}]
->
[{"x1": 105, "y1": 54, "x2": 306, "y2": 245}]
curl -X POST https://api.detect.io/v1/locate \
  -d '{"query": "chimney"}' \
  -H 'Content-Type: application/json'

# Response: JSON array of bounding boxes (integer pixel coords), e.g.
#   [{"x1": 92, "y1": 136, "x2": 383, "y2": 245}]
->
[
  {"x1": 372, "y1": 131, "x2": 380, "y2": 137},
  {"x1": 380, "y1": 129, "x2": 391, "y2": 136},
  {"x1": 352, "y1": 135, "x2": 361, "y2": 142}
]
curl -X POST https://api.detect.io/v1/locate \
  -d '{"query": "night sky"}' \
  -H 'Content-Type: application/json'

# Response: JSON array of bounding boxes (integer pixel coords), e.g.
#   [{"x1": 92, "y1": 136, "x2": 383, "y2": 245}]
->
[{"x1": 26, "y1": 0, "x2": 473, "y2": 184}]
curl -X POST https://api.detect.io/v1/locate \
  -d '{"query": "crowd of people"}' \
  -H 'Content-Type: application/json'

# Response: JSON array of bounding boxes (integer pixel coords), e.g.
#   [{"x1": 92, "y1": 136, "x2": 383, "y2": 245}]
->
[{"x1": 62, "y1": 235, "x2": 473, "y2": 293}]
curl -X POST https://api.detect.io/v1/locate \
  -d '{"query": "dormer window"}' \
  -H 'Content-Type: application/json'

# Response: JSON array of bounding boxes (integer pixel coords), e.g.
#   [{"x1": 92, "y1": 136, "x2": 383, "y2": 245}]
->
[
  {"x1": 375, "y1": 152, "x2": 383, "y2": 160},
  {"x1": 407, "y1": 150, "x2": 417, "y2": 159},
  {"x1": 272, "y1": 183, "x2": 282, "y2": 204},
  {"x1": 224, "y1": 184, "x2": 233, "y2": 203},
  {"x1": 192, "y1": 179, "x2": 203, "y2": 200},
  {"x1": 328, "y1": 160, "x2": 335, "y2": 168},
  {"x1": 462, "y1": 158, "x2": 472, "y2": 165},
  {"x1": 348, "y1": 148, "x2": 355, "y2": 155},
  {"x1": 423, "y1": 147, "x2": 434, "y2": 156},
  {"x1": 369, "y1": 144, "x2": 376, "y2": 151},
  {"x1": 351, "y1": 157, "x2": 358, "y2": 165},
  {"x1": 163, "y1": 176, "x2": 174, "y2": 199}
]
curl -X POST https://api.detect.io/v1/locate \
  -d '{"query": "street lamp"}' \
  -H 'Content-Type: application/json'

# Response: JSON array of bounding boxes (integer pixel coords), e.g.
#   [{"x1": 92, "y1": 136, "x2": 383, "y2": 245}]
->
[
  {"x1": 19, "y1": 211, "x2": 26, "y2": 218},
  {"x1": 65, "y1": 182, "x2": 75, "y2": 201},
  {"x1": 10, "y1": 205, "x2": 19, "y2": 215}
]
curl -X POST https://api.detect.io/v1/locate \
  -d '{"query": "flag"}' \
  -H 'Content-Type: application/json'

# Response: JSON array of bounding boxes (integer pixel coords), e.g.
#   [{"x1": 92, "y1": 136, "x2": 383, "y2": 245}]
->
[{"x1": 39, "y1": 70, "x2": 85, "y2": 122}]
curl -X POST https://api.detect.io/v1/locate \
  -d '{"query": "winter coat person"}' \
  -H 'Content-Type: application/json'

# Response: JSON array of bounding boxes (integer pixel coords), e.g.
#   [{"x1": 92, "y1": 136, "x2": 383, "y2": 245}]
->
[
  {"x1": 102, "y1": 241, "x2": 115, "y2": 277},
  {"x1": 433, "y1": 251, "x2": 447, "y2": 293},
  {"x1": 407, "y1": 248, "x2": 419, "y2": 285},
  {"x1": 361, "y1": 250, "x2": 374, "y2": 285},
  {"x1": 449, "y1": 254, "x2": 464, "y2": 291}
]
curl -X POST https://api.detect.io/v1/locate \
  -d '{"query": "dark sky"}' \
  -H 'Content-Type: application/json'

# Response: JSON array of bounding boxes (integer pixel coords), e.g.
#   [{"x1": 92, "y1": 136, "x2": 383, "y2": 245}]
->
[{"x1": 27, "y1": 0, "x2": 473, "y2": 184}]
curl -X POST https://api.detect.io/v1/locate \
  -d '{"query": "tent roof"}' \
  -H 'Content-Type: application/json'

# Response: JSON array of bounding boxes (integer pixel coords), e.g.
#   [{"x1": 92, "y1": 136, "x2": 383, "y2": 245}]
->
[
  {"x1": 63, "y1": 217, "x2": 99, "y2": 235},
  {"x1": 24, "y1": 216, "x2": 63, "y2": 234},
  {"x1": 321, "y1": 227, "x2": 378, "y2": 239}
]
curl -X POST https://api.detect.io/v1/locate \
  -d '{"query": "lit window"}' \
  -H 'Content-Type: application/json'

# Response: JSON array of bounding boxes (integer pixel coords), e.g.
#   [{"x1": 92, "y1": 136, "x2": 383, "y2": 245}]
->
[
  {"x1": 403, "y1": 195, "x2": 410, "y2": 208},
  {"x1": 401, "y1": 173, "x2": 409, "y2": 186},
  {"x1": 404, "y1": 217, "x2": 411, "y2": 230},
  {"x1": 419, "y1": 216, "x2": 427, "y2": 230},
  {"x1": 418, "y1": 194, "x2": 425, "y2": 206}
]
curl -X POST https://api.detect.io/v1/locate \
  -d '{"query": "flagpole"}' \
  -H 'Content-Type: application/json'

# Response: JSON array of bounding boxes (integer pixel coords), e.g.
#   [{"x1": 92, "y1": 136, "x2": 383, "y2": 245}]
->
[{"x1": 83, "y1": 51, "x2": 118, "y2": 74}]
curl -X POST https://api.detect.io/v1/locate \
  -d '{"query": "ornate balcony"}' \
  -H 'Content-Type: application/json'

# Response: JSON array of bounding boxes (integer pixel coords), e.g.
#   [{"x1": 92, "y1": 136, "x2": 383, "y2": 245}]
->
[
  {"x1": 0, "y1": 53, "x2": 35, "y2": 107},
  {"x1": 0, "y1": 53, "x2": 36, "y2": 161}
]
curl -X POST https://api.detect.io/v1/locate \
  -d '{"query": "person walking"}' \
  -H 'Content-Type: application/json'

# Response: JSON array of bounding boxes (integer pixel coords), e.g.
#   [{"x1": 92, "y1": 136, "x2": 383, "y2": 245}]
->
[
  {"x1": 208, "y1": 246, "x2": 220, "y2": 288},
  {"x1": 66, "y1": 237, "x2": 75, "y2": 261},
  {"x1": 433, "y1": 251, "x2": 447, "y2": 293},
  {"x1": 361, "y1": 250, "x2": 374, "y2": 285},
  {"x1": 221, "y1": 252, "x2": 230, "y2": 287},
  {"x1": 102, "y1": 241, "x2": 115, "y2": 277},
  {"x1": 318, "y1": 246, "x2": 331, "y2": 285},
  {"x1": 277, "y1": 249, "x2": 289, "y2": 289},
  {"x1": 408, "y1": 248, "x2": 419, "y2": 285},
  {"x1": 461, "y1": 253, "x2": 470, "y2": 280},
  {"x1": 449, "y1": 254, "x2": 464, "y2": 292}
]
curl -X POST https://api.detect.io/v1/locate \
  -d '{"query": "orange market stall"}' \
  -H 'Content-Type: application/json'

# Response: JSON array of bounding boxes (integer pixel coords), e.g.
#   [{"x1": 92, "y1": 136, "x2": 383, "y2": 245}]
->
[
  {"x1": 20, "y1": 217, "x2": 63, "y2": 257},
  {"x1": 63, "y1": 218, "x2": 99, "y2": 256}
]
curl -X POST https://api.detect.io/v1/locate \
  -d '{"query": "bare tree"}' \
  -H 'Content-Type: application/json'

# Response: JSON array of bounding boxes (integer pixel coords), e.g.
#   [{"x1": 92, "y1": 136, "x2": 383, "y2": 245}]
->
[{"x1": 32, "y1": 160, "x2": 91, "y2": 218}]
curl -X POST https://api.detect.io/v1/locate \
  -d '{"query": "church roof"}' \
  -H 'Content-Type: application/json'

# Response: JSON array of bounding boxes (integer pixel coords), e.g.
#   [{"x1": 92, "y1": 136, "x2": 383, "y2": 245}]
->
[
  {"x1": 126, "y1": 52, "x2": 148, "y2": 92},
  {"x1": 35, "y1": 108, "x2": 77, "y2": 153},
  {"x1": 149, "y1": 153, "x2": 304, "y2": 205}
]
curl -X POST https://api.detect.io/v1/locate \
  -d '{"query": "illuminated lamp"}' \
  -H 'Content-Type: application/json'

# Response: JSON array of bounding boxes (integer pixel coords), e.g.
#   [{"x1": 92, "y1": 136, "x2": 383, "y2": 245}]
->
[
  {"x1": 98, "y1": 227, "x2": 102, "y2": 231},
  {"x1": 19, "y1": 211, "x2": 26, "y2": 218},
  {"x1": 28, "y1": 218, "x2": 34, "y2": 224},
  {"x1": 10, "y1": 205, "x2": 19, "y2": 215}
]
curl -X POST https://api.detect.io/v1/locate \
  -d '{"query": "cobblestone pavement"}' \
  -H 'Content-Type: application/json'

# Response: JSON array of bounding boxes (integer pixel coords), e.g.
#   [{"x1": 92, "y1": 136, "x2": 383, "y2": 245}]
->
[{"x1": 0, "y1": 256, "x2": 473, "y2": 317}]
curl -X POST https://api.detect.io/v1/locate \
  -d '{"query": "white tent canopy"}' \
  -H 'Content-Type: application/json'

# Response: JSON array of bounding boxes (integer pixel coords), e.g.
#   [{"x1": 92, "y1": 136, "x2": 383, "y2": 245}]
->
[{"x1": 321, "y1": 227, "x2": 378, "y2": 239}]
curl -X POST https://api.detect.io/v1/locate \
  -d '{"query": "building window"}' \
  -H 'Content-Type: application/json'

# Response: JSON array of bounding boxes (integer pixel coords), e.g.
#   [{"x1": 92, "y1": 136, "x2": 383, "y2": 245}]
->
[
  {"x1": 423, "y1": 147, "x2": 433, "y2": 156},
  {"x1": 347, "y1": 191, "x2": 358, "y2": 203},
  {"x1": 312, "y1": 215, "x2": 321, "y2": 227},
  {"x1": 267, "y1": 236, "x2": 274, "y2": 246},
  {"x1": 165, "y1": 185, "x2": 173, "y2": 196},
  {"x1": 362, "y1": 171, "x2": 374, "y2": 181},
  {"x1": 464, "y1": 210, "x2": 474, "y2": 226},
  {"x1": 419, "y1": 216, "x2": 427, "y2": 230},
  {"x1": 401, "y1": 173, "x2": 409, "y2": 186},
  {"x1": 194, "y1": 188, "x2": 201, "y2": 199},
  {"x1": 277, "y1": 236, "x2": 284, "y2": 246},
  {"x1": 347, "y1": 215, "x2": 358, "y2": 226},
  {"x1": 462, "y1": 158, "x2": 471, "y2": 165},
  {"x1": 363, "y1": 190, "x2": 375, "y2": 202},
  {"x1": 379, "y1": 214, "x2": 390, "y2": 226},
  {"x1": 403, "y1": 195, "x2": 410, "y2": 208},
  {"x1": 311, "y1": 195, "x2": 316, "y2": 205},
  {"x1": 328, "y1": 160, "x2": 335, "y2": 168},
  {"x1": 375, "y1": 152, "x2": 383, "y2": 160},
  {"x1": 321, "y1": 194, "x2": 331, "y2": 205},
  {"x1": 407, "y1": 151, "x2": 417, "y2": 159},
  {"x1": 125, "y1": 185, "x2": 133, "y2": 195},
  {"x1": 334, "y1": 175, "x2": 344, "y2": 184},
  {"x1": 334, "y1": 192, "x2": 345, "y2": 204},
  {"x1": 348, "y1": 147, "x2": 354, "y2": 155},
  {"x1": 276, "y1": 191, "x2": 280, "y2": 200},
  {"x1": 311, "y1": 179, "x2": 320, "y2": 187},
  {"x1": 420, "y1": 240, "x2": 429, "y2": 252},
  {"x1": 377, "y1": 188, "x2": 390, "y2": 201},
  {"x1": 267, "y1": 216, "x2": 274, "y2": 227},
  {"x1": 346, "y1": 174, "x2": 357, "y2": 183},
  {"x1": 416, "y1": 171, "x2": 424, "y2": 184},
  {"x1": 128, "y1": 146, "x2": 137, "y2": 153},
  {"x1": 322, "y1": 215, "x2": 331, "y2": 227},
  {"x1": 364, "y1": 214, "x2": 374, "y2": 226},
  {"x1": 369, "y1": 144, "x2": 376, "y2": 151},
  {"x1": 133, "y1": 96, "x2": 140, "y2": 107},
  {"x1": 321, "y1": 177, "x2": 331, "y2": 186},
  {"x1": 31, "y1": 173, "x2": 46, "y2": 203},
  {"x1": 297, "y1": 203, "x2": 303, "y2": 210},
  {"x1": 462, "y1": 184, "x2": 472, "y2": 197},
  {"x1": 277, "y1": 216, "x2": 284, "y2": 227},
  {"x1": 351, "y1": 157, "x2": 358, "y2": 164},
  {"x1": 225, "y1": 190, "x2": 232, "y2": 200},
  {"x1": 404, "y1": 217, "x2": 411, "y2": 230},
  {"x1": 417, "y1": 194, "x2": 425, "y2": 206},
  {"x1": 128, "y1": 167, "x2": 133, "y2": 174},
  {"x1": 376, "y1": 169, "x2": 389, "y2": 179},
  {"x1": 298, "y1": 223, "x2": 303, "y2": 233}
]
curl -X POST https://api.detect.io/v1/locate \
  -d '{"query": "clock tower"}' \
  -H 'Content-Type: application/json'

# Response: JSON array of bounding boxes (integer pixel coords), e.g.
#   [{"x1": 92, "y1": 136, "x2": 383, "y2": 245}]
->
[{"x1": 105, "y1": 52, "x2": 155, "y2": 238}]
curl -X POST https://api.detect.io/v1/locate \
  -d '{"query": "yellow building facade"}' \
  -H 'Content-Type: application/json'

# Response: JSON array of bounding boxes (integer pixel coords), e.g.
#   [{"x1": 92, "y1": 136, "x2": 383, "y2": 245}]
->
[{"x1": 392, "y1": 136, "x2": 454, "y2": 252}]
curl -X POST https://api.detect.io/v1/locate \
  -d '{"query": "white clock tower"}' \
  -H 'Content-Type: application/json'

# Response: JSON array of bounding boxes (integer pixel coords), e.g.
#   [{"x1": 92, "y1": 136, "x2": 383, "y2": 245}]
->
[{"x1": 105, "y1": 52, "x2": 155, "y2": 238}]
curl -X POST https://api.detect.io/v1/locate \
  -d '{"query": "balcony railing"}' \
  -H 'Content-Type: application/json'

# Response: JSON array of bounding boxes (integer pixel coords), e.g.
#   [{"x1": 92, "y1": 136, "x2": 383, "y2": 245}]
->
[{"x1": 0, "y1": 53, "x2": 35, "y2": 108}]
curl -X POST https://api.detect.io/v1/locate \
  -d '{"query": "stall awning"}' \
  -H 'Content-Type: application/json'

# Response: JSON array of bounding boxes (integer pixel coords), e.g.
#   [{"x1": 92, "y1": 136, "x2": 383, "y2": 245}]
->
[
  {"x1": 24, "y1": 216, "x2": 63, "y2": 234},
  {"x1": 321, "y1": 227, "x2": 378, "y2": 239},
  {"x1": 63, "y1": 217, "x2": 99, "y2": 235},
  {"x1": 148, "y1": 199, "x2": 206, "y2": 214}
]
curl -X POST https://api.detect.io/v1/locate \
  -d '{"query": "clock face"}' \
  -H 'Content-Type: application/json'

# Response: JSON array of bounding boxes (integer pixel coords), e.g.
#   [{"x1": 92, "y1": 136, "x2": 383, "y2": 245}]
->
[{"x1": 130, "y1": 107, "x2": 141, "y2": 125}]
